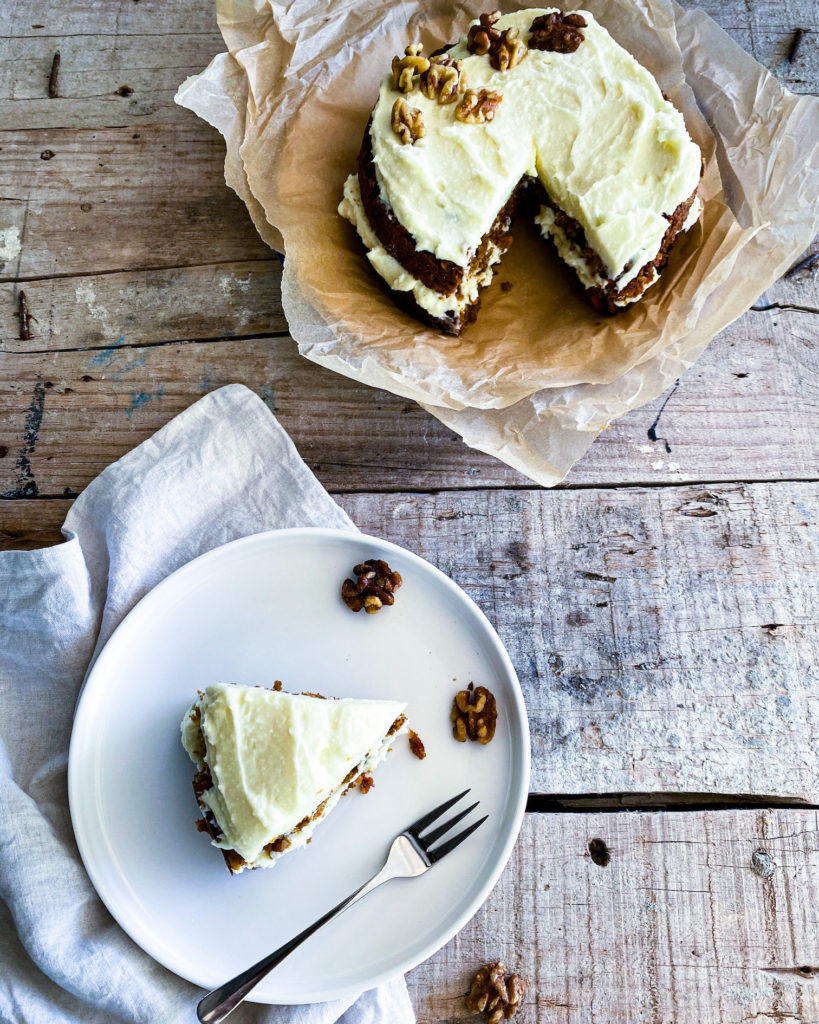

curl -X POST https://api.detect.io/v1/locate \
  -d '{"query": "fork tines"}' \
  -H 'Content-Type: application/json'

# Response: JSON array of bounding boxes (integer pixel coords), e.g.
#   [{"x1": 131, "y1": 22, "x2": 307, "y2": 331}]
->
[{"x1": 408, "y1": 789, "x2": 488, "y2": 863}]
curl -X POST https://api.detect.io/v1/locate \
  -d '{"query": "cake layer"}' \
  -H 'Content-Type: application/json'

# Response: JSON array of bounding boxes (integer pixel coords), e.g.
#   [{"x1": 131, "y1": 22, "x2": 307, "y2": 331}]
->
[
  {"x1": 340, "y1": 172, "x2": 508, "y2": 333},
  {"x1": 181, "y1": 683, "x2": 407, "y2": 868}
]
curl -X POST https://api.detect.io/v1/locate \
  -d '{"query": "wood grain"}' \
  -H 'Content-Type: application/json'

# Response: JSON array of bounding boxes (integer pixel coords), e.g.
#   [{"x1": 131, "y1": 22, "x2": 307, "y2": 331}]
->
[
  {"x1": 2, "y1": 483, "x2": 816, "y2": 800},
  {"x1": 408, "y1": 809, "x2": 819, "y2": 1023},
  {"x1": 0, "y1": 31, "x2": 224, "y2": 129},
  {"x1": 1, "y1": 305, "x2": 816, "y2": 495},
  {"x1": 0, "y1": 125, "x2": 270, "y2": 282}
]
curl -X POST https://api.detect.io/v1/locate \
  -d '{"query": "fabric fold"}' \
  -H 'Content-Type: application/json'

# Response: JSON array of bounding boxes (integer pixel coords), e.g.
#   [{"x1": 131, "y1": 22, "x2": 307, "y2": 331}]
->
[{"x1": 0, "y1": 384, "x2": 414, "y2": 1024}]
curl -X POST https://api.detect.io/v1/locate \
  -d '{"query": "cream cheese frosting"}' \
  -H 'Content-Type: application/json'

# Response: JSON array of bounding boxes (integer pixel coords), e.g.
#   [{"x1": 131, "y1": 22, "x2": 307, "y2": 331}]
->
[
  {"x1": 181, "y1": 683, "x2": 407, "y2": 867},
  {"x1": 363, "y1": 8, "x2": 701, "y2": 281}
]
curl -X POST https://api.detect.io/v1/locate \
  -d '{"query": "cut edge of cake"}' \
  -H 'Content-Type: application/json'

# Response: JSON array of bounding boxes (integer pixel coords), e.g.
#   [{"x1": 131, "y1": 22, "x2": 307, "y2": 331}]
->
[{"x1": 181, "y1": 683, "x2": 409, "y2": 874}]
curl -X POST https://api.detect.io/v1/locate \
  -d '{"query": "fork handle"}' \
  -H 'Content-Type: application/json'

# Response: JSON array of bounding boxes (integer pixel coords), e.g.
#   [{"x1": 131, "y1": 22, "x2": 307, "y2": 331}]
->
[{"x1": 196, "y1": 867, "x2": 388, "y2": 1023}]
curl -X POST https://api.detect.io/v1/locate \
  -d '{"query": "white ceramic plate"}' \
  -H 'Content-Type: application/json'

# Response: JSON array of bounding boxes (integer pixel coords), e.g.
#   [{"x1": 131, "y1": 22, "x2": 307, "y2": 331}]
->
[{"x1": 68, "y1": 528, "x2": 530, "y2": 1004}]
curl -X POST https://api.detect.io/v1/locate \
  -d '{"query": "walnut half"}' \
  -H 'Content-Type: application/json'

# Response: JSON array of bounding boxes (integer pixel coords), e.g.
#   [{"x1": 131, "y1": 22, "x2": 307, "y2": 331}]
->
[
  {"x1": 390, "y1": 98, "x2": 424, "y2": 145},
  {"x1": 490, "y1": 27, "x2": 527, "y2": 71},
  {"x1": 341, "y1": 557, "x2": 404, "y2": 612},
  {"x1": 466, "y1": 962, "x2": 527, "y2": 1022},
  {"x1": 392, "y1": 43, "x2": 430, "y2": 93},
  {"x1": 421, "y1": 55, "x2": 465, "y2": 104},
  {"x1": 455, "y1": 88, "x2": 502, "y2": 125},
  {"x1": 467, "y1": 11, "x2": 502, "y2": 56},
  {"x1": 529, "y1": 11, "x2": 587, "y2": 53},
  {"x1": 451, "y1": 682, "x2": 498, "y2": 743}
]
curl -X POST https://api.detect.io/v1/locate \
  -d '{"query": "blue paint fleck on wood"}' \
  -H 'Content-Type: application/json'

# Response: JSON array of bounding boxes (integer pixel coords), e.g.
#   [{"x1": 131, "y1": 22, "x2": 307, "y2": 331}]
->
[
  {"x1": 88, "y1": 333, "x2": 126, "y2": 367},
  {"x1": 126, "y1": 385, "x2": 164, "y2": 418}
]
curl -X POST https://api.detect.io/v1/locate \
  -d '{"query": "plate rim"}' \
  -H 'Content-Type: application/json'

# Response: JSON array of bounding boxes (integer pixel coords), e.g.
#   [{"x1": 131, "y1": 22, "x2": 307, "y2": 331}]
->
[{"x1": 68, "y1": 526, "x2": 531, "y2": 1003}]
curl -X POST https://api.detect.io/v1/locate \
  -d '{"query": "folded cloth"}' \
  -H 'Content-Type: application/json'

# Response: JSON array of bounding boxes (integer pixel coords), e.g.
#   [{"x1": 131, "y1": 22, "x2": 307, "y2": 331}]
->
[{"x1": 0, "y1": 385, "x2": 416, "y2": 1024}]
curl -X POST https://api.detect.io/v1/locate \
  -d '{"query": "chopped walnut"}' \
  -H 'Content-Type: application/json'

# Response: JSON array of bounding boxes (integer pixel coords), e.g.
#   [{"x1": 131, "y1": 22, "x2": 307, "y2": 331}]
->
[
  {"x1": 408, "y1": 729, "x2": 427, "y2": 760},
  {"x1": 450, "y1": 683, "x2": 497, "y2": 744},
  {"x1": 273, "y1": 679, "x2": 283, "y2": 692},
  {"x1": 392, "y1": 43, "x2": 430, "y2": 93},
  {"x1": 358, "y1": 774, "x2": 375, "y2": 794},
  {"x1": 455, "y1": 88, "x2": 502, "y2": 124},
  {"x1": 467, "y1": 11, "x2": 502, "y2": 56},
  {"x1": 490, "y1": 27, "x2": 527, "y2": 71},
  {"x1": 421, "y1": 55, "x2": 465, "y2": 104},
  {"x1": 265, "y1": 835, "x2": 292, "y2": 854},
  {"x1": 466, "y1": 962, "x2": 526, "y2": 1022},
  {"x1": 341, "y1": 558, "x2": 404, "y2": 613},
  {"x1": 529, "y1": 11, "x2": 587, "y2": 53},
  {"x1": 390, "y1": 97, "x2": 424, "y2": 145}
]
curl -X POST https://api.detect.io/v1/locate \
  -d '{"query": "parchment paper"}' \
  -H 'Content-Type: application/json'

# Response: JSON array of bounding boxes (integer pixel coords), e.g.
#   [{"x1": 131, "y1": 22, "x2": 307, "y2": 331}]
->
[{"x1": 176, "y1": 0, "x2": 819, "y2": 486}]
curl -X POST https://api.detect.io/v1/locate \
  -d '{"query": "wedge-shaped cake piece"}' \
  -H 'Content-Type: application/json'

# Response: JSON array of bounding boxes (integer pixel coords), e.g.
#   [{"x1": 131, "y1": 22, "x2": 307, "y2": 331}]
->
[{"x1": 181, "y1": 683, "x2": 408, "y2": 873}]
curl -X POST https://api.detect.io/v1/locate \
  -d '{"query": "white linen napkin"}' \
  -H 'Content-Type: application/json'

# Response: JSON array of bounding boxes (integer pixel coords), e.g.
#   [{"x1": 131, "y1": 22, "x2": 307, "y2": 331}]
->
[{"x1": 0, "y1": 384, "x2": 416, "y2": 1024}]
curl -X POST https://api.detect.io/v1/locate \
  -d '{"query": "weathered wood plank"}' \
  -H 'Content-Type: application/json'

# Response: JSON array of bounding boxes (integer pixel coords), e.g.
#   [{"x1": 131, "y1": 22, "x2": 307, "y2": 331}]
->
[
  {"x1": 0, "y1": 125, "x2": 270, "y2": 281},
  {"x1": 1, "y1": 0, "x2": 816, "y2": 98},
  {"x1": 0, "y1": 262, "x2": 286, "y2": 352},
  {"x1": 0, "y1": 32, "x2": 224, "y2": 129},
  {"x1": 689, "y1": 0, "x2": 819, "y2": 95},
  {"x1": 339, "y1": 485, "x2": 819, "y2": 800},
  {"x1": 408, "y1": 809, "x2": 819, "y2": 1023},
  {"x1": 3, "y1": 484, "x2": 817, "y2": 800},
  {"x1": 0, "y1": 497, "x2": 67, "y2": 550},
  {"x1": 0, "y1": 0, "x2": 218, "y2": 38},
  {"x1": 0, "y1": 307, "x2": 816, "y2": 495}
]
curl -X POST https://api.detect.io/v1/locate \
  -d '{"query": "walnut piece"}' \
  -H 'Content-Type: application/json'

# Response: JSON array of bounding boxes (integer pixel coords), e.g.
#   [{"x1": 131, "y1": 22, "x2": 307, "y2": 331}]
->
[
  {"x1": 390, "y1": 97, "x2": 424, "y2": 145},
  {"x1": 467, "y1": 11, "x2": 501, "y2": 56},
  {"x1": 341, "y1": 558, "x2": 404, "y2": 613},
  {"x1": 466, "y1": 962, "x2": 527, "y2": 1022},
  {"x1": 392, "y1": 43, "x2": 430, "y2": 93},
  {"x1": 408, "y1": 729, "x2": 427, "y2": 760},
  {"x1": 421, "y1": 55, "x2": 465, "y2": 104},
  {"x1": 467, "y1": 12, "x2": 527, "y2": 71},
  {"x1": 455, "y1": 88, "x2": 502, "y2": 125},
  {"x1": 490, "y1": 27, "x2": 527, "y2": 71},
  {"x1": 450, "y1": 682, "x2": 498, "y2": 744},
  {"x1": 529, "y1": 11, "x2": 587, "y2": 53}
]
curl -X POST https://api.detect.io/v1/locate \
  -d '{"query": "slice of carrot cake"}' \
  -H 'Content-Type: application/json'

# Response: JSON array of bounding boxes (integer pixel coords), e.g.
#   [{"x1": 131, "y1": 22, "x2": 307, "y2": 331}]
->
[{"x1": 181, "y1": 683, "x2": 408, "y2": 873}]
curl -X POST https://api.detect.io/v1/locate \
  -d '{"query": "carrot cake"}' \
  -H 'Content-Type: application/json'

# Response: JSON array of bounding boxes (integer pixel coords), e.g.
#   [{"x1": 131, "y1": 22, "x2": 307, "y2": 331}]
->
[
  {"x1": 181, "y1": 683, "x2": 408, "y2": 873},
  {"x1": 339, "y1": 8, "x2": 703, "y2": 334}
]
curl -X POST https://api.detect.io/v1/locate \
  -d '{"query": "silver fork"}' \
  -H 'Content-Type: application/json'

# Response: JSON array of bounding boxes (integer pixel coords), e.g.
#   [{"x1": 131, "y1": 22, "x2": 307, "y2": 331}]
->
[{"x1": 197, "y1": 789, "x2": 487, "y2": 1023}]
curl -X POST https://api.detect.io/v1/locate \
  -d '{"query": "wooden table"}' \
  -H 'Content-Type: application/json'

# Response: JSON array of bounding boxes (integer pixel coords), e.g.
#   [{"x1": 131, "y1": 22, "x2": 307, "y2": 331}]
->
[{"x1": 1, "y1": 1, "x2": 817, "y2": 1020}]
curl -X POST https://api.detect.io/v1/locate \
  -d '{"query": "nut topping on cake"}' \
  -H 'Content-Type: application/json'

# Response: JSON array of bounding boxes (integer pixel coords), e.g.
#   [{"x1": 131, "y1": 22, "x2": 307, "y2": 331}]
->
[
  {"x1": 421, "y1": 56, "x2": 465, "y2": 104},
  {"x1": 450, "y1": 682, "x2": 498, "y2": 743},
  {"x1": 490, "y1": 27, "x2": 528, "y2": 70},
  {"x1": 392, "y1": 43, "x2": 430, "y2": 92},
  {"x1": 455, "y1": 88, "x2": 503, "y2": 124},
  {"x1": 466, "y1": 962, "x2": 527, "y2": 1022},
  {"x1": 529, "y1": 11, "x2": 587, "y2": 53},
  {"x1": 390, "y1": 98, "x2": 424, "y2": 145},
  {"x1": 467, "y1": 11, "x2": 502, "y2": 56},
  {"x1": 341, "y1": 558, "x2": 404, "y2": 612}
]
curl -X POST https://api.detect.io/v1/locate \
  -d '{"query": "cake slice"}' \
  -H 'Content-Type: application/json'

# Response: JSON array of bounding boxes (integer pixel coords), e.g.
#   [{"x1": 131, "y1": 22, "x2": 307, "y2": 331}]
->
[{"x1": 181, "y1": 683, "x2": 408, "y2": 873}]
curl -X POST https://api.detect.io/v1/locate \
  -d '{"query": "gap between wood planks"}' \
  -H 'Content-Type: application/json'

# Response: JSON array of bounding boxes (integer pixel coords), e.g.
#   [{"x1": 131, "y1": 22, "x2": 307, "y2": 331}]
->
[
  {"x1": 2, "y1": 477, "x2": 819, "y2": 500},
  {"x1": 526, "y1": 793, "x2": 819, "y2": 813}
]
